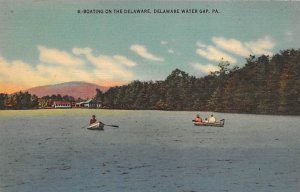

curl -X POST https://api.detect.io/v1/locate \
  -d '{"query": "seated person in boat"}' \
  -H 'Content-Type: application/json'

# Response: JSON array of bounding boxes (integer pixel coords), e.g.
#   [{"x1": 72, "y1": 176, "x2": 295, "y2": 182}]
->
[
  {"x1": 208, "y1": 114, "x2": 216, "y2": 123},
  {"x1": 194, "y1": 114, "x2": 203, "y2": 124},
  {"x1": 203, "y1": 118, "x2": 209, "y2": 123},
  {"x1": 89, "y1": 115, "x2": 104, "y2": 130},
  {"x1": 90, "y1": 115, "x2": 97, "y2": 124}
]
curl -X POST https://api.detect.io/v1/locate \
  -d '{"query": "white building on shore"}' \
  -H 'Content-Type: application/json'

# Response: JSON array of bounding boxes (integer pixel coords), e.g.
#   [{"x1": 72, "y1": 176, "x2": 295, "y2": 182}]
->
[
  {"x1": 52, "y1": 101, "x2": 72, "y2": 108},
  {"x1": 75, "y1": 99, "x2": 101, "y2": 108}
]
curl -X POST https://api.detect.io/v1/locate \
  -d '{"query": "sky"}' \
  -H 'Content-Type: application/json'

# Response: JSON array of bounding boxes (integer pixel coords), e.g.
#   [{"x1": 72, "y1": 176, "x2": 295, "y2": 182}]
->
[{"x1": 0, "y1": 1, "x2": 300, "y2": 93}]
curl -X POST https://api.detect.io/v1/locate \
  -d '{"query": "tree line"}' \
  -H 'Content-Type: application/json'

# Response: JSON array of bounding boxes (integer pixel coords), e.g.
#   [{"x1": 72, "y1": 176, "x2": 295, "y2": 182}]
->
[
  {"x1": 0, "y1": 92, "x2": 38, "y2": 110},
  {"x1": 0, "y1": 93, "x2": 77, "y2": 110},
  {"x1": 96, "y1": 49, "x2": 300, "y2": 115}
]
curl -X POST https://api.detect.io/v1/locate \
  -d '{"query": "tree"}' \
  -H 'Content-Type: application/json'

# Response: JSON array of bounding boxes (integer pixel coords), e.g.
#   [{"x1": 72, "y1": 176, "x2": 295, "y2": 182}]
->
[
  {"x1": 95, "y1": 88, "x2": 103, "y2": 102},
  {"x1": 0, "y1": 93, "x2": 8, "y2": 109}
]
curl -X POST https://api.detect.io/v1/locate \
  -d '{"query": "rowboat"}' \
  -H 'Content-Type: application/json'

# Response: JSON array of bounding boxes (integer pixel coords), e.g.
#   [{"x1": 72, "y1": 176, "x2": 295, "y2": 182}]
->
[
  {"x1": 87, "y1": 122, "x2": 104, "y2": 130},
  {"x1": 193, "y1": 119, "x2": 225, "y2": 127}
]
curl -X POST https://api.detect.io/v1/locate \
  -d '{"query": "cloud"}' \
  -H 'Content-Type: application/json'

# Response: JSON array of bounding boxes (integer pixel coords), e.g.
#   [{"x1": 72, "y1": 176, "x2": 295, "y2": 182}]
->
[
  {"x1": 0, "y1": 55, "x2": 94, "y2": 91},
  {"x1": 196, "y1": 45, "x2": 237, "y2": 64},
  {"x1": 196, "y1": 36, "x2": 275, "y2": 65},
  {"x1": 41, "y1": 46, "x2": 136, "y2": 82},
  {"x1": 0, "y1": 56, "x2": 49, "y2": 90},
  {"x1": 161, "y1": 41, "x2": 168, "y2": 45},
  {"x1": 72, "y1": 47, "x2": 92, "y2": 55},
  {"x1": 36, "y1": 64, "x2": 94, "y2": 83},
  {"x1": 38, "y1": 46, "x2": 84, "y2": 66},
  {"x1": 130, "y1": 44, "x2": 164, "y2": 62},
  {"x1": 168, "y1": 49, "x2": 174, "y2": 54},
  {"x1": 212, "y1": 37, "x2": 250, "y2": 57},
  {"x1": 0, "y1": 46, "x2": 137, "y2": 93},
  {"x1": 245, "y1": 36, "x2": 274, "y2": 56},
  {"x1": 191, "y1": 63, "x2": 219, "y2": 74},
  {"x1": 72, "y1": 47, "x2": 136, "y2": 67},
  {"x1": 212, "y1": 36, "x2": 275, "y2": 57},
  {"x1": 113, "y1": 55, "x2": 136, "y2": 67},
  {"x1": 196, "y1": 41, "x2": 207, "y2": 48},
  {"x1": 86, "y1": 55, "x2": 134, "y2": 80},
  {"x1": 71, "y1": 47, "x2": 135, "y2": 81}
]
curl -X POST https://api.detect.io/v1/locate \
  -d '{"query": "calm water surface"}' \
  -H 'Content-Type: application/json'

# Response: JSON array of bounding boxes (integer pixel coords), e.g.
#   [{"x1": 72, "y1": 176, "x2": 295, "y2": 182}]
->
[{"x1": 0, "y1": 109, "x2": 299, "y2": 192}]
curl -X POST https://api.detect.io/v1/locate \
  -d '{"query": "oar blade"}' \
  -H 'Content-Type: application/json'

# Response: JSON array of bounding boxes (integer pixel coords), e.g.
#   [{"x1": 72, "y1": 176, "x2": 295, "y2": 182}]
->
[{"x1": 104, "y1": 124, "x2": 119, "y2": 128}]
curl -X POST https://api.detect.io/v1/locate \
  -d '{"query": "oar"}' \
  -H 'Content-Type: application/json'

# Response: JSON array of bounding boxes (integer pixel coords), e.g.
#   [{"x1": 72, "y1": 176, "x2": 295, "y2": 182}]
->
[
  {"x1": 103, "y1": 124, "x2": 119, "y2": 128},
  {"x1": 81, "y1": 123, "x2": 90, "y2": 129}
]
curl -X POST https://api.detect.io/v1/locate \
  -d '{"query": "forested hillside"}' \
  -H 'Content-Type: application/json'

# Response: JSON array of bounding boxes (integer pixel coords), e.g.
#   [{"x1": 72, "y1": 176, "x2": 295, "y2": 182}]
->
[{"x1": 97, "y1": 49, "x2": 300, "y2": 115}]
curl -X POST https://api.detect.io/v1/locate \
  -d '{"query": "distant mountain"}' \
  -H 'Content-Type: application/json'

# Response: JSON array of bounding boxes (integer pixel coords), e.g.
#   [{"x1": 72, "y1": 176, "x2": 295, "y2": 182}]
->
[{"x1": 27, "y1": 81, "x2": 108, "y2": 99}]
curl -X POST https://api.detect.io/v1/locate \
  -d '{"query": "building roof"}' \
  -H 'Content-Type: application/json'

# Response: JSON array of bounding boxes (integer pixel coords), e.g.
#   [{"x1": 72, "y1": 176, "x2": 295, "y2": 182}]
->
[
  {"x1": 53, "y1": 101, "x2": 71, "y2": 105},
  {"x1": 76, "y1": 99, "x2": 99, "y2": 105},
  {"x1": 85, "y1": 99, "x2": 94, "y2": 103}
]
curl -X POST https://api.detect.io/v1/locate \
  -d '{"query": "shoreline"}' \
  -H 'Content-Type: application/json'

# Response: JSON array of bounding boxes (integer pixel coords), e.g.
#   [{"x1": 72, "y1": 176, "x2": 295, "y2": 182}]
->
[{"x1": 0, "y1": 107, "x2": 299, "y2": 116}]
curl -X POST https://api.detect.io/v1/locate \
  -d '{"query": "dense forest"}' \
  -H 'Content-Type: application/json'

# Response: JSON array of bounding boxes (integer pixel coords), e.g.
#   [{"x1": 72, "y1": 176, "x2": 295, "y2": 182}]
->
[
  {"x1": 0, "y1": 92, "x2": 39, "y2": 110},
  {"x1": 96, "y1": 49, "x2": 300, "y2": 115}
]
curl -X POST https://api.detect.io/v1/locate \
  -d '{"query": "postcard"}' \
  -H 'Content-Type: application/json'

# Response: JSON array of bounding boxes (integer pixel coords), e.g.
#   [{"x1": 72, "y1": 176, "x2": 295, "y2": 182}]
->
[{"x1": 0, "y1": 1, "x2": 299, "y2": 192}]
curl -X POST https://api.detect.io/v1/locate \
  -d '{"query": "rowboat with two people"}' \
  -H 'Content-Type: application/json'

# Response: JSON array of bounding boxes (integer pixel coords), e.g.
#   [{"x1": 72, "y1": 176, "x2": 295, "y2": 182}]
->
[{"x1": 193, "y1": 114, "x2": 225, "y2": 127}]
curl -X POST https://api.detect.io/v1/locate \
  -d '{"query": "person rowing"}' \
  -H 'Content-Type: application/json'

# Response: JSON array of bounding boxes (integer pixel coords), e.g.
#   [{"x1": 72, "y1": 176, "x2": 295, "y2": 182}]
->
[
  {"x1": 90, "y1": 115, "x2": 97, "y2": 125},
  {"x1": 89, "y1": 115, "x2": 104, "y2": 130}
]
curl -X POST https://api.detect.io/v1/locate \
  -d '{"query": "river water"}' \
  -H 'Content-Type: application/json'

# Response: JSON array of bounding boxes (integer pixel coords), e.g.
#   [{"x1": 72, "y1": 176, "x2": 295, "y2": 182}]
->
[{"x1": 0, "y1": 109, "x2": 299, "y2": 192}]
